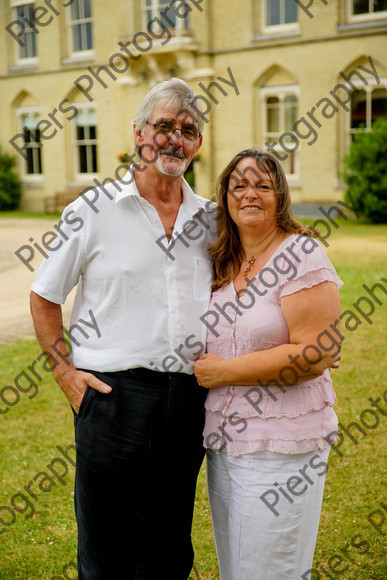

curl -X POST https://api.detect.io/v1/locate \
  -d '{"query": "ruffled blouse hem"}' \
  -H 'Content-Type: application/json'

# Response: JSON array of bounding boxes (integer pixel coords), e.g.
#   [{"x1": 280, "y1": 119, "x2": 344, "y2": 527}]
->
[
  {"x1": 204, "y1": 436, "x2": 333, "y2": 456},
  {"x1": 205, "y1": 378, "x2": 337, "y2": 419}
]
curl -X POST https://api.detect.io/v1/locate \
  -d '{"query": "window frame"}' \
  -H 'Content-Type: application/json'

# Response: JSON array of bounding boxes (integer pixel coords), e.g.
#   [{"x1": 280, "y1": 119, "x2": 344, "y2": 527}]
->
[
  {"x1": 67, "y1": 0, "x2": 94, "y2": 59},
  {"x1": 16, "y1": 106, "x2": 43, "y2": 181},
  {"x1": 11, "y1": 0, "x2": 38, "y2": 65},
  {"x1": 261, "y1": 84, "x2": 300, "y2": 179},
  {"x1": 261, "y1": 0, "x2": 299, "y2": 35},
  {"x1": 142, "y1": 0, "x2": 190, "y2": 35},
  {"x1": 346, "y1": 79, "x2": 387, "y2": 150},
  {"x1": 347, "y1": 0, "x2": 387, "y2": 22},
  {"x1": 73, "y1": 104, "x2": 98, "y2": 180}
]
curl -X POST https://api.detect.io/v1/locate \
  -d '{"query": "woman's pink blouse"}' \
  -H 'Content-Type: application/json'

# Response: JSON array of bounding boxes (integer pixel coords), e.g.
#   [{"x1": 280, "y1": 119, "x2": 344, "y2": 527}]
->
[{"x1": 203, "y1": 234, "x2": 344, "y2": 456}]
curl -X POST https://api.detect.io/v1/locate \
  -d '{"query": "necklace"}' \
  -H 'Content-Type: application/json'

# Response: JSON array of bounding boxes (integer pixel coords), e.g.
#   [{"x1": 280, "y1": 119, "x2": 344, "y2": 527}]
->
[{"x1": 242, "y1": 230, "x2": 281, "y2": 278}]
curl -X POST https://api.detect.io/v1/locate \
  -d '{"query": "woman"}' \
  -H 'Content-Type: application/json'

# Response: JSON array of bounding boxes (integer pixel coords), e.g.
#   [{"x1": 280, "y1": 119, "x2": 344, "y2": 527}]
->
[{"x1": 194, "y1": 149, "x2": 343, "y2": 580}]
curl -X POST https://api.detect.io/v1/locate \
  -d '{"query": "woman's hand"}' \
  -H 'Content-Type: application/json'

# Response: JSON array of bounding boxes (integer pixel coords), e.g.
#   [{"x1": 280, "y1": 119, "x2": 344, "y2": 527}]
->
[{"x1": 194, "y1": 353, "x2": 229, "y2": 388}]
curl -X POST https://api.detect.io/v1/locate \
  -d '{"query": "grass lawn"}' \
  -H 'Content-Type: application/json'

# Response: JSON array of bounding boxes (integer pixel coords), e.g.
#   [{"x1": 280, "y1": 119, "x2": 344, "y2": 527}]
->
[
  {"x1": 0, "y1": 223, "x2": 386, "y2": 579},
  {"x1": 0, "y1": 211, "x2": 60, "y2": 220}
]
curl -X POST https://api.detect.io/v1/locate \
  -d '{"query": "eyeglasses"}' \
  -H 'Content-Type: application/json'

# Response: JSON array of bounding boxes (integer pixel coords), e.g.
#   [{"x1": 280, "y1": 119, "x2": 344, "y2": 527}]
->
[{"x1": 146, "y1": 120, "x2": 201, "y2": 141}]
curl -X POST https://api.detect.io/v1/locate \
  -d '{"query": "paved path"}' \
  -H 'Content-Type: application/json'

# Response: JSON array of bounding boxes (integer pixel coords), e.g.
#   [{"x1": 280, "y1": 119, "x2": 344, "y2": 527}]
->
[{"x1": 0, "y1": 219, "x2": 75, "y2": 344}]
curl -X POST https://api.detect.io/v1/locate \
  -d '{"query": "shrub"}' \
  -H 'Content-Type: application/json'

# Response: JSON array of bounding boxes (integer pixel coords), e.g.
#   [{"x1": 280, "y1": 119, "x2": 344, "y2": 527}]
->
[
  {"x1": 343, "y1": 117, "x2": 387, "y2": 224},
  {"x1": 0, "y1": 150, "x2": 22, "y2": 210}
]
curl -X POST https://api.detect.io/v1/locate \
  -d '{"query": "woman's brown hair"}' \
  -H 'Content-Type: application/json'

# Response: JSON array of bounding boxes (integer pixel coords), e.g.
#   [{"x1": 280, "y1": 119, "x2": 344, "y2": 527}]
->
[{"x1": 210, "y1": 148, "x2": 317, "y2": 290}]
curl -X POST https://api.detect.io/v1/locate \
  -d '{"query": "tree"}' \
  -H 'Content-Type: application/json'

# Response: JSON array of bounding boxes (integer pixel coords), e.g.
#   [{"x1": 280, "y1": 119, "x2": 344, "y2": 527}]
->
[
  {"x1": 343, "y1": 117, "x2": 387, "y2": 224},
  {"x1": 0, "y1": 150, "x2": 22, "y2": 211}
]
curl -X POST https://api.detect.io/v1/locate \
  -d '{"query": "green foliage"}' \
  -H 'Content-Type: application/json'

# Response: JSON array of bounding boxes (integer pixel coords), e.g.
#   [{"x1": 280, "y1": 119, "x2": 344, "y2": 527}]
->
[
  {"x1": 0, "y1": 150, "x2": 22, "y2": 211},
  {"x1": 184, "y1": 169, "x2": 195, "y2": 189},
  {"x1": 343, "y1": 117, "x2": 387, "y2": 223}
]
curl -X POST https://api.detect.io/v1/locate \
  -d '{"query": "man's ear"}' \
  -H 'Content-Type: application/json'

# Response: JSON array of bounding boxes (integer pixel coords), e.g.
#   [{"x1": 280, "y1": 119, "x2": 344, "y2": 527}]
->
[
  {"x1": 195, "y1": 134, "x2": 203, "y2": 156},
  {"x1": 133, "y1": 123, "x2": 144, "y2": 148}
]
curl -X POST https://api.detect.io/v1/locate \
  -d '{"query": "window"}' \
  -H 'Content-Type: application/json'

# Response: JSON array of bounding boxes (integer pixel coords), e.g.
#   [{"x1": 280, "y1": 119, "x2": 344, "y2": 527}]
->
[
  {"x1": 263, "y1": 90, "x2": 299, "y2": 175},
  {"x1": 11, "y1": 1, "x2": 37, "y2": 62},
  {"x1": 349, "y1": 0, "x2": 387, "y2": 20},
  {"x1": 18, "y1": 109, "x2": 43, "y2": 177},
  {"x1": 265, "y1": 0, "x2": 298, "y2": 27},
  {"x1": 68, "y1": 0, "x2": 93, "y2": 54},
  {"x1": 349, "y1": 87, "x2": 387, "y2": 140},
  {"x1": 143, "y1": 0, "x2": 190, "y2": 34},
  {"x1": 75, "y1": 107, "x2": 98, "y2": 175},
  {"x1": 352, "y1": 0, "x2": 387, "y2": 15}
]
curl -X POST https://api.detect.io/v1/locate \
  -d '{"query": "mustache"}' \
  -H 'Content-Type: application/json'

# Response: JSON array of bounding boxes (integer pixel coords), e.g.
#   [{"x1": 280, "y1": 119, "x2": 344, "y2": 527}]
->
[{"x1": 159, "y1": 148, "x2": 186, "y2": 160}]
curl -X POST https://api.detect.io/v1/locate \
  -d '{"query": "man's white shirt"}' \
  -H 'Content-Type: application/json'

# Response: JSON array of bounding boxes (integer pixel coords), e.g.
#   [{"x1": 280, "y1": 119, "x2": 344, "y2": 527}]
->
[{"x1": 31, "y1": 168, "x2": 217, "y2": 373}]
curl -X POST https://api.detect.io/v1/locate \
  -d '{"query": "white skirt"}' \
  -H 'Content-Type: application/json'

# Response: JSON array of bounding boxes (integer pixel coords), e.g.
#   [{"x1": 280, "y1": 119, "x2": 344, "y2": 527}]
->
[{"x1": 207, "y1": 448, "x2": 331, "y2": 580}]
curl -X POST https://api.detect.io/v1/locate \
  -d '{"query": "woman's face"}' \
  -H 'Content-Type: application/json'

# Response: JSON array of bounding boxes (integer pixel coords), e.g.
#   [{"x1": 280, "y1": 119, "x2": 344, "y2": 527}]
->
[{"x1": 226, "y1": 157, "x2": 278, "y2": 231}]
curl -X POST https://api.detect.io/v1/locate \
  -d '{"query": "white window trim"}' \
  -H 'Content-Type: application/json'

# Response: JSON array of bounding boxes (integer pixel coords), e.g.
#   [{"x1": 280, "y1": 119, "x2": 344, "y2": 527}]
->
[
  {"x1": 347, "y1": 0, "x2": 387, "y2": 23},
  {"x1": 345, "y1": 77, "x2": 387, "y2": 151},
  {"x1": 67, "y1": 0, "x2": 94, "y2": 60},
  {"x1": 261, "y1": 85, "x2": 300, "y2": 180},
  {"x1": 73, "y1": 103, "x2": 98, "y2": 182},
  {"x1": 16, "y1": 106, "x2": 44, "y2": 182},
  {"x1": 261, "y1": 0, "x2": 299, "y2": 35},
  {"x1": 11, "y1": 1, "x2": 39, "y2": 65},
  {"x1": 10, "y1": 0, "x2": 33, "y2": 6},
  {"x1": 142, "y1": 0, "x2": 190, "y2": 35},
  {"x1": 15, "y1": 55, "x2": 38, "y2": 66}
]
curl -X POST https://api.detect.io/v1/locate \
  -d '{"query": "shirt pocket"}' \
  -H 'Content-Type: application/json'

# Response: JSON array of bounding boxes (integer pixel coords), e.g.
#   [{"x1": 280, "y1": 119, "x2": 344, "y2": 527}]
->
[{"x1": 192, "y1": 256, "x2": 213, "y2": 302}]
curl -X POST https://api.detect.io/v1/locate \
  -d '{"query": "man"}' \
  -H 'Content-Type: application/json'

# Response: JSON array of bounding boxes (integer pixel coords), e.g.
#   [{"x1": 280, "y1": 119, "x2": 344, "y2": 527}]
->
[{"x1": 30, "y1": 78, "x2": 217, "y2": 580}]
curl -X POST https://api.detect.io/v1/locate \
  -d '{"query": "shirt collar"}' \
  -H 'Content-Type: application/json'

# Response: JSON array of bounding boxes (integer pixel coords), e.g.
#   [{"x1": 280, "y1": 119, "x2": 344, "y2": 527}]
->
[
  {"x1": 115, "y1": 165, "x2": 216, "y2": 217},
  {"x1": 114, "y1": 166, "x2": 142, "y2": 204}
]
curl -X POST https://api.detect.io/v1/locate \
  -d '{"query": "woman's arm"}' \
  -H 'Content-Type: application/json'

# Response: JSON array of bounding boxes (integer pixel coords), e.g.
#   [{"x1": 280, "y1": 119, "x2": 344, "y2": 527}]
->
[{"x1": 194, "y1": 281, "x2": 342, "y2": 388}]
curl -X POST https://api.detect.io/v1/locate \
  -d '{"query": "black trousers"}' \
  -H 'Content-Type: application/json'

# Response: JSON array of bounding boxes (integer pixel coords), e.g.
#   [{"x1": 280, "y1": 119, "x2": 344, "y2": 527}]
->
[{"x1": 73, "y1": 368, "x2": 207, "y2": 580}]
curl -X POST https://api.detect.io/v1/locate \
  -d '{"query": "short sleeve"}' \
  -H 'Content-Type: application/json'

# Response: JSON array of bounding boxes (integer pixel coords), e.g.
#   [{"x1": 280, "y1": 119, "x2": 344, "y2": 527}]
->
[
  {"x1": 277, "y1": 236, "x2": 343, "y2": 298},
  {"x1": 30, "y1": 205, "x2": 85, "y2": 304}
]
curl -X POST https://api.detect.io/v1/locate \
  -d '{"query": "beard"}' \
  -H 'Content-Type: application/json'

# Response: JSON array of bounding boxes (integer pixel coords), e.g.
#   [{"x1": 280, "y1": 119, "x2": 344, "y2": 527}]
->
[{"x1": 156, "y1": 148, "x2": 188, "y2": 176}]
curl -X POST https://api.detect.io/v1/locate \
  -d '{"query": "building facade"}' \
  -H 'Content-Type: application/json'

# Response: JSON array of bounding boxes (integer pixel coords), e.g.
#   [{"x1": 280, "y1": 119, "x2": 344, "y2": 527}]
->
[{"x1": 0, "y1": 0, "x2": 386, "y2": 211}]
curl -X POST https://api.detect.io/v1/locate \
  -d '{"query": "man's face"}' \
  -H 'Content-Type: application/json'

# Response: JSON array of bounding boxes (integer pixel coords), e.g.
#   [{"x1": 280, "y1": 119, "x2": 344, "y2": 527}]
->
[{"x1": 134, "y1": 105, "x2": 202, "y2": 177}]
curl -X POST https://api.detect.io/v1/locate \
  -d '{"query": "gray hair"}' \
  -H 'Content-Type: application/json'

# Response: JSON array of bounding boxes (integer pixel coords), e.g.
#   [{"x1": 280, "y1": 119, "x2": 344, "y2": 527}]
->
[{"x1": 133, "y1": 77, "x2": 205, "y2": 134}]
